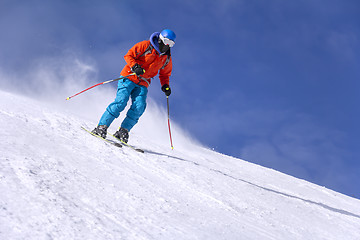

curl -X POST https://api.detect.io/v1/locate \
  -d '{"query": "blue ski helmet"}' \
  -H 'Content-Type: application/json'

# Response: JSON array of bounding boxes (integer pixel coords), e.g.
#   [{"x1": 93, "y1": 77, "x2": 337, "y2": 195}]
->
[{"x1": 160, "y1": 29, "x2": 176, "y2": 47}]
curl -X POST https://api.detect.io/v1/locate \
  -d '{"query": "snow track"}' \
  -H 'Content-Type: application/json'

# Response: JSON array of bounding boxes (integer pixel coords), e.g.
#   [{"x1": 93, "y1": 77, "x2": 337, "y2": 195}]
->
[{"x1": 1, "y1": 90, "x2": 360, "y2": 239}]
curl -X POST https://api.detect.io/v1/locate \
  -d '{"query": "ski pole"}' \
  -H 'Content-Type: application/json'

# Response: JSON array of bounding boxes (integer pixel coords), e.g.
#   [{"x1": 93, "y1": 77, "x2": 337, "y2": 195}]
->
[
  {"x1": 66, "y1": 73, "x2": 136, "y2": 100},
  {"x1": 166, "y1": 96, "x2": 174, "y2": 150}
]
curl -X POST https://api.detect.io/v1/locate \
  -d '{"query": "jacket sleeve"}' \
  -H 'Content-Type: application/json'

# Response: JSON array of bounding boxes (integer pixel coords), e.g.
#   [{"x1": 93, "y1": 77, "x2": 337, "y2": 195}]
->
[
  {"x1": 123, "y1": 41, "x2": 149, "y2": 68},
  {"x1": 159, "y1": 57, "x2": 172, "y2": 86}
]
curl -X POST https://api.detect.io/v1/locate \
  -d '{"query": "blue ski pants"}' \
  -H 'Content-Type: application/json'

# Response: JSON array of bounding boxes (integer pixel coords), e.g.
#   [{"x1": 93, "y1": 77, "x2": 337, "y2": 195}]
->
[{"x1": 98, "y1": 77, "x2": 148, "y2": 131}]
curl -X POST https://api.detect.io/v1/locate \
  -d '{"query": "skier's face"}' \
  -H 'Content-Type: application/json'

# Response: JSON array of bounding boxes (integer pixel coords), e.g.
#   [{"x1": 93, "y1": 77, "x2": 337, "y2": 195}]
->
[{"x1": 159, "y1": 40, "x2": 170, "y2": 53}]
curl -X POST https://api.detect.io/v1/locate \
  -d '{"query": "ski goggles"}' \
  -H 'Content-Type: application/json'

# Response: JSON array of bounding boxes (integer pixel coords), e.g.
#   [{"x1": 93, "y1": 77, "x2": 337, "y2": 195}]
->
[{"x1": 159, "y1": 34, "x2": 175, "y2": 48}]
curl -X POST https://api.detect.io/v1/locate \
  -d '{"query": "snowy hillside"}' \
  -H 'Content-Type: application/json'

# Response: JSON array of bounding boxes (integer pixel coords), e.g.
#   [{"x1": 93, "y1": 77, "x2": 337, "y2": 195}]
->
[{"x1": 1, "y1": 89, "x2": 360, "y2": 240}]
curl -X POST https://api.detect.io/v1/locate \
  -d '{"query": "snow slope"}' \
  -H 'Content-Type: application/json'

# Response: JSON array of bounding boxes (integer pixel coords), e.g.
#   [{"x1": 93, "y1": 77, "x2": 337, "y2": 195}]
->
[{"x1": 1, "y1": 89, "x2": 360, "y2": 240}]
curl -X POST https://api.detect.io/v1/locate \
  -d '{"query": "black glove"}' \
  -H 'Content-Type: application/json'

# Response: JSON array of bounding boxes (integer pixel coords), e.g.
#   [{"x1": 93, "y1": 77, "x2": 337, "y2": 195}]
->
[
  {"x1": 131, "y1": 63, "x2": 145, "y2": 76},
  {"x1": 161, "y1": 84, "x2": 171, "y2": 96}
]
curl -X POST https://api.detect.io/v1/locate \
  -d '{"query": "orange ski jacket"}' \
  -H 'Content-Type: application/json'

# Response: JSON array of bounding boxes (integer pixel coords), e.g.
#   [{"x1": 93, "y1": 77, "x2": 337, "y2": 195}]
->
[{"x1": 120, "y1": 40, "x2": 172, "y2": 88}]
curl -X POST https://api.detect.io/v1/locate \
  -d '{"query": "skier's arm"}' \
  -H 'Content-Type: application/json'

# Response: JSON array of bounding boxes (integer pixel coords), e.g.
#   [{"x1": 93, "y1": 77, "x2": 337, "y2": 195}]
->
[
  {"x1": 124, "y1": 41, "x2": 148, "y2": 68},
  {"x1": 159, "y1": 57, "x2": 172, "y2": 86}
]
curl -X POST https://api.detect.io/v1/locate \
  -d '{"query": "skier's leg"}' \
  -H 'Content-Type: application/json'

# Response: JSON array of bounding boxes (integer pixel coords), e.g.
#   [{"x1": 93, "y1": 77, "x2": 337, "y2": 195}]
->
[
  {"x1": 120, "y1": 85, "x2": 148, "y2": 131},
  {"x1": 98, "y1": 78, "x2": 135, "y2": 127}
]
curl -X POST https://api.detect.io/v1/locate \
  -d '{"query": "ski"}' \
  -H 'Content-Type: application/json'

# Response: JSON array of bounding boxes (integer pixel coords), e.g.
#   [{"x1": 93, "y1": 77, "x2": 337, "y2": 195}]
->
[
  {"x1": 110, "y1": 134, "x2": 145, "y2": 153},
  {"x1": 81, "y1": 127, "x2": 122, "y2": 148},
  {"x1": 81, "y1": 126, "x2": 144, "y2": 153}
]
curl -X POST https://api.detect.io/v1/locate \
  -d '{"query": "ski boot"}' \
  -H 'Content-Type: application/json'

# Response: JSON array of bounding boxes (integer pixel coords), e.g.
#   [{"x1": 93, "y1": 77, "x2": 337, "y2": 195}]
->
[
  {"x1": 91, "y1": 125, "x2": 108, "y2": 139},
  {"x1": 114, "y1": 127, "x2": 129, "y2": 143}
]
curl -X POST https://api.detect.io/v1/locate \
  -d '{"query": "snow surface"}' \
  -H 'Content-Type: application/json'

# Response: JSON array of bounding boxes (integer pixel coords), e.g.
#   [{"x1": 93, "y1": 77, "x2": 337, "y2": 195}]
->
[{"x1": 1, "y1": 89, "x2": 360, "y2": 240}]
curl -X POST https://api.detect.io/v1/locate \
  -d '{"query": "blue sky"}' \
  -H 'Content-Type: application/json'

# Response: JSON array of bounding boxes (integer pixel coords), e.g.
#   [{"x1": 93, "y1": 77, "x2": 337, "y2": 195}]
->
[{"x1": 1, "y1": 0, "x2": 359, "y2": 198}]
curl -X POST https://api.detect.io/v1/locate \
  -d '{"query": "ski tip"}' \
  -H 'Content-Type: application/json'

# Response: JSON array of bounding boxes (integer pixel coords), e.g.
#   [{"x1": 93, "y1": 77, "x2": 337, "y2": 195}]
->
[{"x1": 66, "y1": 97, "x2": 70, "y2": 101}]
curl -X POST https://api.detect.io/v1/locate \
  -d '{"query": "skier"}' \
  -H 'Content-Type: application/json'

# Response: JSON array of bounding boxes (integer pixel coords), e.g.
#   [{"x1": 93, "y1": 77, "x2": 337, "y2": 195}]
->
[{"x1": 91, "y1": 29, "x2": 176, "y2": 143}]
